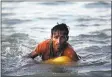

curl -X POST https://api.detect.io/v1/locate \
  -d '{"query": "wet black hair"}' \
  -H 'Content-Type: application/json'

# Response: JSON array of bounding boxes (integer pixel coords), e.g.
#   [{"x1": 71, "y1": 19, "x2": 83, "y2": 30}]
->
[{"x1": 51, "y1": 23, "x2": 69, "y2": 36}]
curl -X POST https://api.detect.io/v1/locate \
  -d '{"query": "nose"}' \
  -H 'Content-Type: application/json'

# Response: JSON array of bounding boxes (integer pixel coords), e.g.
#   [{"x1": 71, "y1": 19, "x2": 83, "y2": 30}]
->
[{"x1": 57, "y1": 38, "x2": 61, "y2": 44}]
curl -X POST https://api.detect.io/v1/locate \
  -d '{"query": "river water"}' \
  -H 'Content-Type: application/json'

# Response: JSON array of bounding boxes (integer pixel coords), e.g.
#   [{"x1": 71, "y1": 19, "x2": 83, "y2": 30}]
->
[{"x1": 1, "y1": 1, "x2": 111, "y2": 77}]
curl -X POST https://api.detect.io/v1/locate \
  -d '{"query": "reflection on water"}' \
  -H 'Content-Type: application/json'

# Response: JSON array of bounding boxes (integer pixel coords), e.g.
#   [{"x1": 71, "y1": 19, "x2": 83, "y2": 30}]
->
[{"x1": 1, "y1": 1, "x2": 111, "y2": 77}]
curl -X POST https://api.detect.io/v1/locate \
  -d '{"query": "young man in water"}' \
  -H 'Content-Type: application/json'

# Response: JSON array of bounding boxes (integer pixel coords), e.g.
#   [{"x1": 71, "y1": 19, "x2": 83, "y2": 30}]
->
[{"x1": 29, "y1": 23, "x2": 79, "y2": 61}]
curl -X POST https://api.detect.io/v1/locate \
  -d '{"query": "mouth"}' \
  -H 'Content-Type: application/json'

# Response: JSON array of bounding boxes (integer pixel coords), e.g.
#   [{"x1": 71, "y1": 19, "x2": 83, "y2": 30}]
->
[
  {"x1": 56, "y1": 44, "x2": 60, "y2": 47},
  {"x1": 56, "y1": 45, "x2": 62, "y2": 50}
]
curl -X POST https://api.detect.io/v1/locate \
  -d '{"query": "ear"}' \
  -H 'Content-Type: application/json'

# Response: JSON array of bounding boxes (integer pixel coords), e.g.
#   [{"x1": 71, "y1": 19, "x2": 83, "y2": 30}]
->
[
  {"x1": 66, "y1": 36, "x2": 69, "y2": 41},
  {"x1": 51, "y1": 35, "x2": 53, "y2": 39}
]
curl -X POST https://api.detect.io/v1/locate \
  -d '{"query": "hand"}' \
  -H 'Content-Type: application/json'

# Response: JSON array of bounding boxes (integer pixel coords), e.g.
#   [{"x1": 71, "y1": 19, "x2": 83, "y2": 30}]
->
[
  {"x1": 22, "y1": 53, "x2": 31, "y2": 59},
  {"x1": 22, "y1": 54, "x2": 40, "y2": 64}
]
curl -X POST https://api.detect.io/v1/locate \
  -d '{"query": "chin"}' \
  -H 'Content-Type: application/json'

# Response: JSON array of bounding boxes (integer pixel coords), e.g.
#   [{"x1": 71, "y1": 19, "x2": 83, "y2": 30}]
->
[{"x1": 55, "y1": 48, "x2": 59, "y2": 51}]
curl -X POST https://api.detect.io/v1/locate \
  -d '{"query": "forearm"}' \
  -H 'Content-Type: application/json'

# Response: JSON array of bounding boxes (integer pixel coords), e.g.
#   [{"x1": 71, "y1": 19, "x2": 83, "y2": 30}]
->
[
  {"x1": 28, "y1": 51, "x2": 38, "y2": 59},
  {"x1": 74, "y1": 53, "x2": 80, "y2": 61}
]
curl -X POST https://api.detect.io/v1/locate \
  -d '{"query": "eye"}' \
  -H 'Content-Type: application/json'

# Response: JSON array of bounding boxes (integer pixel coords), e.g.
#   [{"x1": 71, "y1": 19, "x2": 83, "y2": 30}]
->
[
  {"x1": 54, "y1": 36, "x2": 58, "y2": 39},
  {"x1": 61, "y1": 36, "x2": 65, "y2": 38},
  {"x1": 61, "y1": 36, "x2": 66, "y2": 39}
]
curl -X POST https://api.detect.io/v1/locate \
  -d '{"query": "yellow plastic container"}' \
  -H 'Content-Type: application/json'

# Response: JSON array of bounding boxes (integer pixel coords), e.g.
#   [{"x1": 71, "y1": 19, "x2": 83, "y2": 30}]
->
[{"x1": 44, "y1": 56, "x2": 72, "y2": 65}]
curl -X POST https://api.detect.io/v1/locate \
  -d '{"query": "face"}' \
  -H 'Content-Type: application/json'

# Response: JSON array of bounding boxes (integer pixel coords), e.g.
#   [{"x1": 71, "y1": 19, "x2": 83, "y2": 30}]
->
[{"x1": 51, "y1": 30, "x2": 68, "y2": 51}]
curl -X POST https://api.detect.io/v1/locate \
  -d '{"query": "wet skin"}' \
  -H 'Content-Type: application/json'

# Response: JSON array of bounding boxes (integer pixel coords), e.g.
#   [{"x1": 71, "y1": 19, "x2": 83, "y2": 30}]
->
[{"x1": 51, "y1": 30, "x2": 68, "y2": 52}]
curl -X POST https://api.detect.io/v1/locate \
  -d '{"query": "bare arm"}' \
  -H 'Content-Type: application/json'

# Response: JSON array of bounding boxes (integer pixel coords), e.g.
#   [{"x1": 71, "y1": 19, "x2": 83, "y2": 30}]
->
[
  {"x1": 28, "y1": 51, "x2": 38, "y2": 59},
  {"x1": 28, "y1": 44, "x2": 41, "y2": 59},
  {"x1": 73, "y1": 52, "x2": 80, "y2": 61}
]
